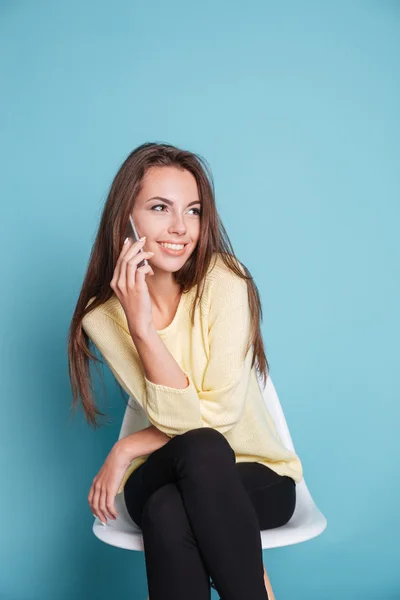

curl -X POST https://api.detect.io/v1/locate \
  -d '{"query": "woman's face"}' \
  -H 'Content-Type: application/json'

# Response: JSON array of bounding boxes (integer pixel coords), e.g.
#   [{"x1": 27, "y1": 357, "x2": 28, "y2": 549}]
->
[{"x1": 131, "y1": 166, "x2": 202, "y2": 273}]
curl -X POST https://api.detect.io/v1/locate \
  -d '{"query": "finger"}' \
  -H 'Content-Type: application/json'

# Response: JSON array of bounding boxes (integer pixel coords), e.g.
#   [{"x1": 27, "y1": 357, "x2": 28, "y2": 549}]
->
[
  {"x1": 118, "y1": 241, "x2": 149, "y2": 291},
  {"x1": 111, "y1": 239, "x2": 132, "y2": 290},
  {"x1": 89, "y1": 482, "x2": 97, "y2": 517},
  {"x1": 88, "y1": 483, "x2": 94, "y2": 508},
  {"x1": 111, "y1": 239, "x2": 132, "y2": 289},
  {"x1": 89, "y1": 481, "x2": 98, "y2": 516},
  {"x1": 92, "y1": 484, "x2": 106, "y2": 524},
  {"x1": 121, "y1": 236, "x2": 147, "y2": 261},
  {"x1": 111, "y1": 237, "x2": 145, "y2": 290},
  {"x1": 103, "y1": 493, "x2": 117, "y2": 521},
  {"x1": 136, "y1": 264, "x2": 152, "y2": 285},
  {"x1": 137, "y1": 264, "x2": 152, "y2": 273},
  {"x1": 106, "y1": 489, "x2": 118, "y2": 519},
  {"x1": 99, "y1": 486, "x2": 114, "y2": 521},
  {"x1": 126, "y1": 252, "x2": 154, "y2": 288},
  {"x1": 97, "y1": 486, "x2": 109, "y2": 524}
]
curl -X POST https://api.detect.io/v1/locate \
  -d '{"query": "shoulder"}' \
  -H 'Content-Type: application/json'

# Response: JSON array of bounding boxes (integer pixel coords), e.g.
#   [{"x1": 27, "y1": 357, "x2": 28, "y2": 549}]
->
[
  {"x1": 83, "y1": 295, "x2": 114, "y2": 322},
  {"x1": 82, "y1": 294, "x2": 127, "y2": 338}
]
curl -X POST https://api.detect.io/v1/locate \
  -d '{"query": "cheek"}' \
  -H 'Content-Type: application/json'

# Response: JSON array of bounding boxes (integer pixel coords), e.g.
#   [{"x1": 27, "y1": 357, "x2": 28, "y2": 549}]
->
[{"x1": 190, "y1": 220, "x2": 201, "y2": 238}]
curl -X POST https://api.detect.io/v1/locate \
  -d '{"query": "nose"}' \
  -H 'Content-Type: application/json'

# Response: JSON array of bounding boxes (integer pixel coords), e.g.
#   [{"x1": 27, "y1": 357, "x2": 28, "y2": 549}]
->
[{"x1": 168, "y1": 213, "x2": 188, "y2": 236}]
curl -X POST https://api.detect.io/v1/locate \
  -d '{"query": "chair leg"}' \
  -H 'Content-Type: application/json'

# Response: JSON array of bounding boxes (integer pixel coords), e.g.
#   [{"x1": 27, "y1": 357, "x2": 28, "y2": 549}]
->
[{"x1": 263, "y1": 564, "x2": 276, "y2": 600}]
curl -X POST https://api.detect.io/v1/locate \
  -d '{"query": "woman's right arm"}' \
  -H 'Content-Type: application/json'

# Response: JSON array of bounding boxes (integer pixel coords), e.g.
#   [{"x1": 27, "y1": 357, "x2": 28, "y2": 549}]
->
[{"x1": 115, "y1": 424, "x2": 171, "y2": 462}]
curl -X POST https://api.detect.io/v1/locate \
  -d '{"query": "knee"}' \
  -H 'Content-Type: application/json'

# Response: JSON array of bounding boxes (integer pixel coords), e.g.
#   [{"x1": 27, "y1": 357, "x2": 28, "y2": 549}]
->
[{"x1": 177, "y1": 427, "x2": 235, "y2": 466}]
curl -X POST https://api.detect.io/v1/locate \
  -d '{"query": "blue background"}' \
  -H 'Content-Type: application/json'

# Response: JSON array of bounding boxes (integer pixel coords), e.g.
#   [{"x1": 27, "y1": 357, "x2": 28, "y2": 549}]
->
[{"x1": 1, "y1": 1, "x2": 399, "y2": 599}]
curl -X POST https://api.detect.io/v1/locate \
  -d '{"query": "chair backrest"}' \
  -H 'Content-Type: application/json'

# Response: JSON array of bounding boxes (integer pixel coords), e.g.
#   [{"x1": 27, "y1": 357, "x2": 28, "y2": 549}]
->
[
  {"x1": 258, "y1": 374, "x2": 296, "y2": 453},
  {"x1": 118, "y1": 372, "x2": 296, "y2": 455},
  {"x1": 118, "y1": 395, "x2": 149, "y2": 441}
]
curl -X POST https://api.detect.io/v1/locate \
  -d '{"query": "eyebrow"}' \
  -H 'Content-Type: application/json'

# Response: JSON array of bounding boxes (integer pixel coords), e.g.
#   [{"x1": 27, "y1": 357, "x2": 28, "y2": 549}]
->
[{"x1": 146, "y1": 196, "x2": 202, "y2": 207}]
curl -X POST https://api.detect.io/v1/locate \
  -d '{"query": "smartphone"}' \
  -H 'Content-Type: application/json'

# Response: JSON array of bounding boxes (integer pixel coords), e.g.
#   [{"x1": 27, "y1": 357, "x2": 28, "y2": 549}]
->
[{"x1": 127, "y1": 214, "x2": 148, "y2": 269}]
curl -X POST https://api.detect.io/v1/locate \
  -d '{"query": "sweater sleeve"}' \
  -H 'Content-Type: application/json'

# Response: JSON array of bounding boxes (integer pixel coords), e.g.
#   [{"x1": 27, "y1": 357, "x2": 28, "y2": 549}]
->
[
  {"x1": 197, "y1": 271, "x2": 254, "y2": 434},
  {"x1": 82, "y1": 267, "x2": 253, "y2": 438},
  {"x1": 81, "y1": 305, "x2": 202, "y2": 437},
  {"x1": 131, "y1": 270, "x2": 253, "y2": 436}
]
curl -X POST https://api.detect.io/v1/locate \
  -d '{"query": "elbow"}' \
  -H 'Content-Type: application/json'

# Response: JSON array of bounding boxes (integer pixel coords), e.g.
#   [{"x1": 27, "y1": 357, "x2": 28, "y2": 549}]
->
[
  {"x1": 146, "y1": 414, "x2": 178, "y2": 437},
  {"x1": 146, "y1": 411, "x2": 203, "y2": 438}
]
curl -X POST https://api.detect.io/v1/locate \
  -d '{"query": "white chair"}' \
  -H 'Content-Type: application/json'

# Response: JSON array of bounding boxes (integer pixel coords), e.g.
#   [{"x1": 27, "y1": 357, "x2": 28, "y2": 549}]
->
[{"x1": 92, "y1": 374, "x2": 327, "y2": 597}]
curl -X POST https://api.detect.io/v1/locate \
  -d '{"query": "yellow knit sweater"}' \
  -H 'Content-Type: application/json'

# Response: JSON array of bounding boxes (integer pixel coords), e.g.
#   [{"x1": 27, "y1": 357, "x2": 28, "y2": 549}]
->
[{"x1": 82, "y1": 253, "x2": 303, "y2": 495}]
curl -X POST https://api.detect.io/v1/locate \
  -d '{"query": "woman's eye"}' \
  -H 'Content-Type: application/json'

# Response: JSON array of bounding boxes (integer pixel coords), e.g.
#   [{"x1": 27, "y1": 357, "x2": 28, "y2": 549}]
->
[{"x1": 151, "y1": 204, "x2": 201, "y2": 216}]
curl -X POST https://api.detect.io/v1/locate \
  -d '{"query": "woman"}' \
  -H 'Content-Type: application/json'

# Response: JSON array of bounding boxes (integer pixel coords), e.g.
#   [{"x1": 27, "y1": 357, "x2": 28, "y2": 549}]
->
[{"x1": 68, "y1": 142, "x2": 303, "y2": 600}]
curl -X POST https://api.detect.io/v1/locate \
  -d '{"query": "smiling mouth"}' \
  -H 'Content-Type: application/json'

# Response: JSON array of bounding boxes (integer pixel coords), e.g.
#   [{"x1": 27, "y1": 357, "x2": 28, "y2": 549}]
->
[{"x1": 157, "y1": 242, "x2": 188, "y2": 247}]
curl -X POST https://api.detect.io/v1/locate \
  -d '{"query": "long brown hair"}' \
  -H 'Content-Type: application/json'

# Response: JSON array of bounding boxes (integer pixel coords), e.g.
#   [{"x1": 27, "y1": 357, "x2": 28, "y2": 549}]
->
[{"x1": 67, "y1": 142, "x2": 269, "y2": 428}]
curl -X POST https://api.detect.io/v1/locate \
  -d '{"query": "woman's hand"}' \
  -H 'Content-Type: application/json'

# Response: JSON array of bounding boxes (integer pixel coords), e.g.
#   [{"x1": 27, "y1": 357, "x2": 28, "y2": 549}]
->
[
  {"x1": 110, "y1": 236, "x2": 155, "y2": 338},
  {"x1": 88, "y1": 442, "x2": 132, "y2": 524}
]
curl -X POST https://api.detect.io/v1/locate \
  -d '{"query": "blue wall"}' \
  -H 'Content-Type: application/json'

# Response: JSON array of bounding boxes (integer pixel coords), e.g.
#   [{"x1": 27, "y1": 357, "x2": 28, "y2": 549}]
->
[{"x1": 1, "y1": 1, "x2": 399, "y2": 598}]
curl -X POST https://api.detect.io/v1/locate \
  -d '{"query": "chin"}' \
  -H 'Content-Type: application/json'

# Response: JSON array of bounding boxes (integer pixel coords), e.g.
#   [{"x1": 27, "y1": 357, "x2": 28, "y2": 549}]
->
[{"x1": 153, "y1": 255, "x2": 190, "y2": 272}]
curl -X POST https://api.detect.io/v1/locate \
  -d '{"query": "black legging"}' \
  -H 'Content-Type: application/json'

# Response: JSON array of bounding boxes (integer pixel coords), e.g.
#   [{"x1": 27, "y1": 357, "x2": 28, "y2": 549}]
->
[{"x1": 123, "y1": 427, "x2": 296, "y2": 600}]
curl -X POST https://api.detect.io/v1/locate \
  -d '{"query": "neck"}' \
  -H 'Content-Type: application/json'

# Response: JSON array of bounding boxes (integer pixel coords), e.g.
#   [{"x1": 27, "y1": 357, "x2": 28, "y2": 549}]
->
[{"x1": 146, "y1": 271, "x2": 182, "y2": 312}]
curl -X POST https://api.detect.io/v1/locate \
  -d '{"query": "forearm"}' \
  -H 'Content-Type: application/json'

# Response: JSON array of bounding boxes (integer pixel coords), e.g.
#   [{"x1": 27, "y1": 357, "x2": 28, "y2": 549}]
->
[
  {"x1": 131, "y1": 325, "x2": 189, "y2": 389},
  {"x1": 116, "y1": 424, "x2": 171, "y2": 462}
]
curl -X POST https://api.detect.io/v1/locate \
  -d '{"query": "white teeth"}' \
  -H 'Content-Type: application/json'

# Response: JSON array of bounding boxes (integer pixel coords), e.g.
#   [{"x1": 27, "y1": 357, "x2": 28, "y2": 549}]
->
[{"x1": 160, "y1": 242, "x2": 185, "y2": 250}]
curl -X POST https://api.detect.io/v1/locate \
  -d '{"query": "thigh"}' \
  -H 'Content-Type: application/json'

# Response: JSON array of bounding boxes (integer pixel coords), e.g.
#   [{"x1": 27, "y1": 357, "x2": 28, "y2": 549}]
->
[
  {"x1": 124, "y1": 432, "x2": 296, "y2": 531},
  {"x1": 123, "y1": 431, "x2": 196, "y2": 526},
  {"x1": 235, "y1": 462, "x2": 296, "y2": 530},
  {"x1": 123, "y1": 427, "x2": 232, "y2": 526}
]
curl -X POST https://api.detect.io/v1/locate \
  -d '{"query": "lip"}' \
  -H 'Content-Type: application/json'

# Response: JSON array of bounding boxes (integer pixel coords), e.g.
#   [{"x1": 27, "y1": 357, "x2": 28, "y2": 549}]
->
[
  {"x1": 157, "y1": 241, "x2": 188, "y2": 245},
  {"x1": 157, "y1": 241, "x2": 187, "y2": 256}
]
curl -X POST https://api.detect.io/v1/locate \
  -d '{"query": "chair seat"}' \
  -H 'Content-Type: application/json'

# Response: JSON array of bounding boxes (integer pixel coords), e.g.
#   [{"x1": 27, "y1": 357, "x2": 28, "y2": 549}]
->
[
  {"x1": 92, "y1": 375, "x2": 327, "y2": 553},
  {"x1": 92, "y1": 478, "x2": 327, "y2": 552}
]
